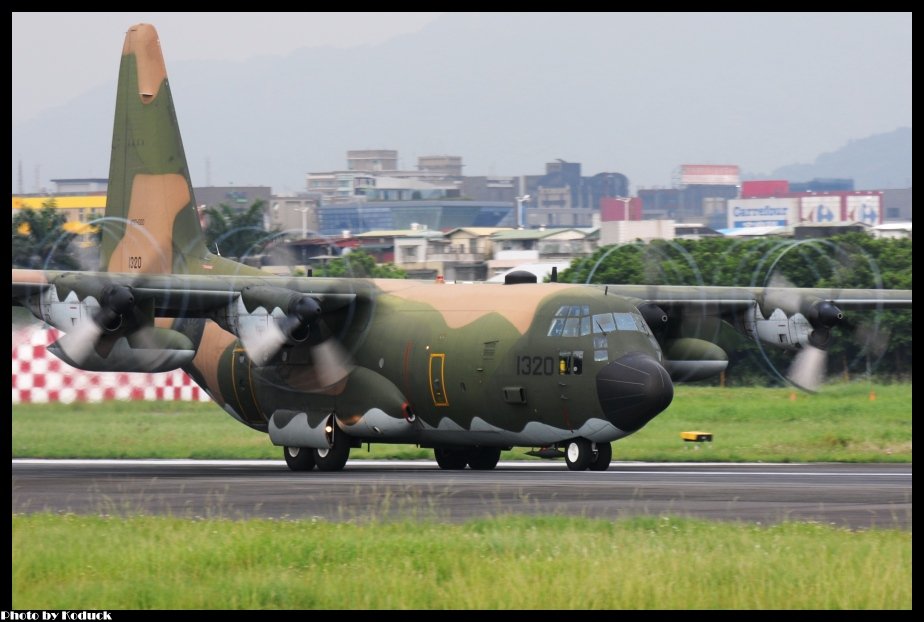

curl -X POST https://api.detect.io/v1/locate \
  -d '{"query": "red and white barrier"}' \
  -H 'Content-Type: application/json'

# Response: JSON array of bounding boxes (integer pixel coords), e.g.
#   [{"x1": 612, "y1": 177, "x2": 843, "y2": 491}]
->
[{"x1": 11, "y1": 327, "x2": 211, "y2": 404}]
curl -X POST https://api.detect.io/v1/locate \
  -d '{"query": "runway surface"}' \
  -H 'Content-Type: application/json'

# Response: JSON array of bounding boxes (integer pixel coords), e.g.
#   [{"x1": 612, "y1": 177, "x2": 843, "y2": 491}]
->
[{"x1": 12, "y1": 460, "x2": 912, "y2": 528}]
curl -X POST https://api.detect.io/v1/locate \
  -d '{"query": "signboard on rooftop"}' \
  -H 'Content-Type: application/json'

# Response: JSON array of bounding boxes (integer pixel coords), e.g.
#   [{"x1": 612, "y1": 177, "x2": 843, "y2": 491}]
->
[{"x1": 681, "y1": 164, "x2": 740, "y2": 186}]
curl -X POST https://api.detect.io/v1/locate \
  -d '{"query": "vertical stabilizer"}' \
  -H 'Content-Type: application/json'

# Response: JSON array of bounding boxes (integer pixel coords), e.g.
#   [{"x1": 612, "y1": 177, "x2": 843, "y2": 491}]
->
[{"x1": 102, "y1": 23, "x2": 209, "y2": 274}]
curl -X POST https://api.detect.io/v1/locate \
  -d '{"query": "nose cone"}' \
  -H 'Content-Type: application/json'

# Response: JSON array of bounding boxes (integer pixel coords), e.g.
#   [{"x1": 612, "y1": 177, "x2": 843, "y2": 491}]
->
[{"x1": 597, "y1": 353, "x2": 674, "y2": 433}]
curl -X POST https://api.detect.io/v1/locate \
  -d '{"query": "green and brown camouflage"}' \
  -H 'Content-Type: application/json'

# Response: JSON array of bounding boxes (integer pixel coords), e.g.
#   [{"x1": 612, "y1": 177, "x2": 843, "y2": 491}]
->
[
  {"x1": 102, "y1": 23, "x2": 261, "y2": 278},
  {"x1": 10, "y1": 24, "x2": 913, "y2": 472}
]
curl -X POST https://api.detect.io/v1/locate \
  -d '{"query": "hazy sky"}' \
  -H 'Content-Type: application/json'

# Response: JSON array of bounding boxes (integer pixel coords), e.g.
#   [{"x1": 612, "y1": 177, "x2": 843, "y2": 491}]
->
[
  {"x1": 12, "y1": 12, "x2": 912, "y2": 191},
  {"x1": 11, "y1": 12, "x2": 443, "y2": 124}
]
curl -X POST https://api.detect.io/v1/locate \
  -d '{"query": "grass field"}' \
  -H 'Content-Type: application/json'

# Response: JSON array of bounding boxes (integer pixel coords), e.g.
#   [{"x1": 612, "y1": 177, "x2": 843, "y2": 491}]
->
[
  {"x1": 11, "y1": 383, "x2": 911, "y2": 462},
  {"x1": 11, "y1": 513, "x2": 911, "y2": 609}
]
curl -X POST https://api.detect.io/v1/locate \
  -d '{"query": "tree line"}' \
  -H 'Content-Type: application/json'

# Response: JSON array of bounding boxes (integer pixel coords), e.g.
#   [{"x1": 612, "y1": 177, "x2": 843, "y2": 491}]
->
[
  {"x1": 11, "y1": 200, "x2": 406, "y2": 278},
  {"x1": 560, "y1": 234, "x2": 911, "y2": 384},
  {"x1": 12, "y1": 204, "x2": 910, "y2": 383}
]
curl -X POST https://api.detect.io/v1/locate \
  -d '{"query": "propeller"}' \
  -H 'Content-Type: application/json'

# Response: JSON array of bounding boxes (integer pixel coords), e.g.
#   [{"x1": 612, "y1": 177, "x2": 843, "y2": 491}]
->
[
  {"x1": 238, "y1": 291, "x2": 321, "y2": 365},
  {"x1": 760, "y1": 273, "x2": 845, "y2": 392},
  {"x1": 54, "y1": 284, "x2": 135, "y2": 365},
  {"x1": 756, "y1": 239, "x2": 889, "y2": 392},
  {"x1": 235, "y1": 287, "x2": 354, "y2": 387},
  {"x1": 786, "y1": 302, "x2": 841, "y2": 393},
  {"x1": 786, "y1": 344, "x2": 827, "y2": 392}
]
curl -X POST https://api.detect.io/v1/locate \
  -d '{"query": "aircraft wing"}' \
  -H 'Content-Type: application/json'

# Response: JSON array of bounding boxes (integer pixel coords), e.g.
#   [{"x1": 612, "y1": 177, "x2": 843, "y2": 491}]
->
[
  {"x1": 600, "y1": 283, "x2": 910, "y2": 391},
  {"x1": 599, "y1": 284, "x2": 913, "y2": 316},
  {"x1": 11, "y1": 269, "x2": 360, "y2": 315},
  {"x1": 11, "y1": 268, "x2": 364, "y2": 372}
]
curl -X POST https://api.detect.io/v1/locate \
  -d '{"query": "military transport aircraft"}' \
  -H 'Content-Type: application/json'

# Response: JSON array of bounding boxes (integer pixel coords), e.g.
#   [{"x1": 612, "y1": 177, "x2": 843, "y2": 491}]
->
[{"x1": 11, "y1": 24, "x2": 912, "y2": 472}]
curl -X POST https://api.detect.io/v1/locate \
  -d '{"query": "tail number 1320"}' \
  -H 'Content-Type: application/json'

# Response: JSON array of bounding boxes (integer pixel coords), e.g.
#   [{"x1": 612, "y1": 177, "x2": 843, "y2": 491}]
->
[{"x1": 516, "y1": 355, "x2": 554, "y2": 376}]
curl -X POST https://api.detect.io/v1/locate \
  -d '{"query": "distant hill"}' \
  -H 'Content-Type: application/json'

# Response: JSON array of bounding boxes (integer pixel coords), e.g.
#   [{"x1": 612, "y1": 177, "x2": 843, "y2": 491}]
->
[
  {"x1": 770, "y1": 127, "x2": 911, "y2": 190},
  {"x1": 12, "y1": 13, "x2": 912, "y2": 193}
]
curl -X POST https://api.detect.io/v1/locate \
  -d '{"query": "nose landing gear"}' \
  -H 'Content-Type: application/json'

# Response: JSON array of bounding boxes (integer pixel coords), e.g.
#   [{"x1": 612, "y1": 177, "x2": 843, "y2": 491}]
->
[{"x1": 565, "y1": 439, "x2": 611, "y2": 471}]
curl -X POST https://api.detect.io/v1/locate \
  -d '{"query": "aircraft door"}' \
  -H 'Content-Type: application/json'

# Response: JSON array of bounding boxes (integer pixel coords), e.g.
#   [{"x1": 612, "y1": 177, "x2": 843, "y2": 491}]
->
[{"x1": 429, "y1": 353, "x2": 449, "y2": 407}]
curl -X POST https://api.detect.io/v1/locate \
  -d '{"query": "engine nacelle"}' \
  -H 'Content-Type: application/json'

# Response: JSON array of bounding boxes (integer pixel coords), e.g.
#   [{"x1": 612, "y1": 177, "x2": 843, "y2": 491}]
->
[
  {"x1": 747, "y1": 308, "x2": 815, "y2": 351},
  {"x1": 753, "y1": 295, "x2": 845, "y2": 351},
  {"x1": 31, "y1": 282, "x2": 192, "y2": 372},
  {"x1": 214, "y1": 287, "x2": 323, "y2": 360},
  {"x1": 661, "y1": 338, "x2": 728, "y2": 382},
  {"x1": 34, "y1": 284, "x2": 131, "y2": 334},
  {"x1": 49, "y1": 326, "x2": 194, "y2": 372}
]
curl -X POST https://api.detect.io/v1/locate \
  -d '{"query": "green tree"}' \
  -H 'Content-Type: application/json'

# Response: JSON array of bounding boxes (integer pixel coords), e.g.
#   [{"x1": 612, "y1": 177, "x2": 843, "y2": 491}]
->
[
  {"x1": 558, "y1": 234, "x2": 911, "y2": 383},
  {"x1": 11, "y1": 199, "x2": 80, "y2": 269},
  {"x1": 322, "y1": 249, "x2": 406, "y2": 279},
  {"x1": 203, "y1": 200, "x2": 276, "y2": 260}
]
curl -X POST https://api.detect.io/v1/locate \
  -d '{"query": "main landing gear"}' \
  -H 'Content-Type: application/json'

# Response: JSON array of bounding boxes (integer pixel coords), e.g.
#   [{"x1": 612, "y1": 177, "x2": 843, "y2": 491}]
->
[
  {"x1": 434, "y1": 446, "x2": 502, "y2": 470},
  {"x1": 284, "y1": 445, "x2": 316, "y2": 471},
  {"x1": 283, "y1": 425, "x2": 352, "y2": 472},
  {"x1": 564, "y1": 439, "x2": 611, "y2": 471}
]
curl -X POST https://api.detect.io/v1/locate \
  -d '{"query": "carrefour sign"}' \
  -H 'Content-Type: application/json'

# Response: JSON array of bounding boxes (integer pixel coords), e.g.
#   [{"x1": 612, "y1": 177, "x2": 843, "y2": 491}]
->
[
  {"x1": 727, "y1": 198, "x2": 797, "y2": 228},
  {"x1": 845, "y1": 195, "x2": 881, "y2": 225}
]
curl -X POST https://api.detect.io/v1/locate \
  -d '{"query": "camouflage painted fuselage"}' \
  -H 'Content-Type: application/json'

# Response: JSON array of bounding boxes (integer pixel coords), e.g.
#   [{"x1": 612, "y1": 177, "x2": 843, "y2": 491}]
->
[{"x1": 190, "y1": 278, "x2": 672, "y2": 448}]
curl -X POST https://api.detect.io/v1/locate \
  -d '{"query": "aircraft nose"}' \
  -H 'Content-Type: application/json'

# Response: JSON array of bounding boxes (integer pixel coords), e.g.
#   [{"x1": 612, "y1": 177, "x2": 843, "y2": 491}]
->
[{"x1": 596, "y1": 353, "x2": 674, "y2": 433}]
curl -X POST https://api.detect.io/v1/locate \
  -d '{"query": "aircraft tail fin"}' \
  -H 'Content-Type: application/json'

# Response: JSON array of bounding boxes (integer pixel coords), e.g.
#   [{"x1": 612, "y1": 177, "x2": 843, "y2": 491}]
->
[{"x1": 101, "y1": 23, "x2": 213, "y2": 275}]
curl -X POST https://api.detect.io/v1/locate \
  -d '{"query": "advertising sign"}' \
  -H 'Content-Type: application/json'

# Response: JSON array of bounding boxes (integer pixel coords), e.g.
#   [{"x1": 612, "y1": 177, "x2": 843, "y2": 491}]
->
[
  {"x1": 727, "y1": 198, "x2": 797, "y2": 228},
  {"x1": 800, "y1": 196, "x2": 843, "y2": 223},
  {"x1": 845, "y1": 195, "x2": 881, "y2": 225}
]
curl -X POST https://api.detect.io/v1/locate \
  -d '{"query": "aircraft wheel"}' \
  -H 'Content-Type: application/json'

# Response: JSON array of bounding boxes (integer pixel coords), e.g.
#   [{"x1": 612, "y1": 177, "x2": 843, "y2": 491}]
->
[
  {"x1": 467, "y1": 447, "x2": 501, "y2": 470},
  {"x1": 588, "y1": 442, "x2": 612, "y2": 471},
  {"x1": 283, "y1": 446, "x2": 316, "y2": 472},
  {"x1": 434, "y1": 447, "x2": 469, "y2": 470},
  {"x1": 565, "y1": 439, "x2": 593, "y2": 471},
  {"x1": 314, "y1": 429, "x2": 350, "y2": 471}
]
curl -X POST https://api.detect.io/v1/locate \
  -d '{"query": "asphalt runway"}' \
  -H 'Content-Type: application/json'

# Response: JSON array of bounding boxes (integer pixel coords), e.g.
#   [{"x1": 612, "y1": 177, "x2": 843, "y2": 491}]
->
[{"x1": 11, "y1": 460, "x2": 911, "y2": 528}]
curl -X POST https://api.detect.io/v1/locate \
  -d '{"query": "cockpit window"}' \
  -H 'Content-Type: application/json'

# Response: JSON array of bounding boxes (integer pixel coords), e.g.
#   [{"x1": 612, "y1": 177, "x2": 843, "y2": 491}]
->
[
  {"x1": 549, "y1": 304, "x2": 592, "y2": 337},
  {"x1": 580, "y1": 315, "x2": 591, "y2": 336},
  {"x1": 593, "y1": 312, "x2": 650, "y2": 334},
  {"x1": 548, "y1": 317, "x2": 566, "y2": 337},
  {"x1": 592, "y1": 313, "x2": 617, "y2": 334},
  {"x1": 552, "y1": 306, "x2": 648, "y2": 338},
  {"x1": 613, "y1": 313, "x2": 637, "y2": 331},
  {"x1": 633, "y1": 313, "x2": 652, "y2": 335}
]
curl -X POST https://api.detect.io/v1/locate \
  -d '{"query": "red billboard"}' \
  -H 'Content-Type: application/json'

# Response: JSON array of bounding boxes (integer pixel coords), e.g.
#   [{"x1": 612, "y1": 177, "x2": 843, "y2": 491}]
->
[
  {"x1": 600, "y1": 197, "x2": 642, "y2": 222},
  {"x1": 741, "y1": 180, "x2": 789, "y2": 198}
]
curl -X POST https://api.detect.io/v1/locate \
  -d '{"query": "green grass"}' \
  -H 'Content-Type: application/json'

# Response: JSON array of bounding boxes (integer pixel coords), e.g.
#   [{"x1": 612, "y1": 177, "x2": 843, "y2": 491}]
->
[
  {"x1": 11, "y1": 383, "x2": 911, "y2": 462},
  {"x1": 11, "y1": 513, "x2": 911, "y2": 609},
  {"x1": 616, "y1": 382, "x2": 912, "y2": 462}
]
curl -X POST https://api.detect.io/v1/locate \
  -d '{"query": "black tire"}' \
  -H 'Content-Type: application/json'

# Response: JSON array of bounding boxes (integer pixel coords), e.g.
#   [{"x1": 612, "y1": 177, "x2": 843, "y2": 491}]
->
[
  {"x1": 434, "y1": 447, "x2": 470, "y2": 470},
  {"x1": 283, "y1": 446, "x2": 316, "y2": 472},
  {"x1": 588, "y1": 442, "x2": 612, "y2": 471},
  {"x1": 467, "y1": 447, "x2": 501, "y2": 470},
  {"x1": 314, "y1": 428, "x2": 350, "y2": 471},
  {"x1": 565, "y1": 438, "x2": 593, "y2": 471}
]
